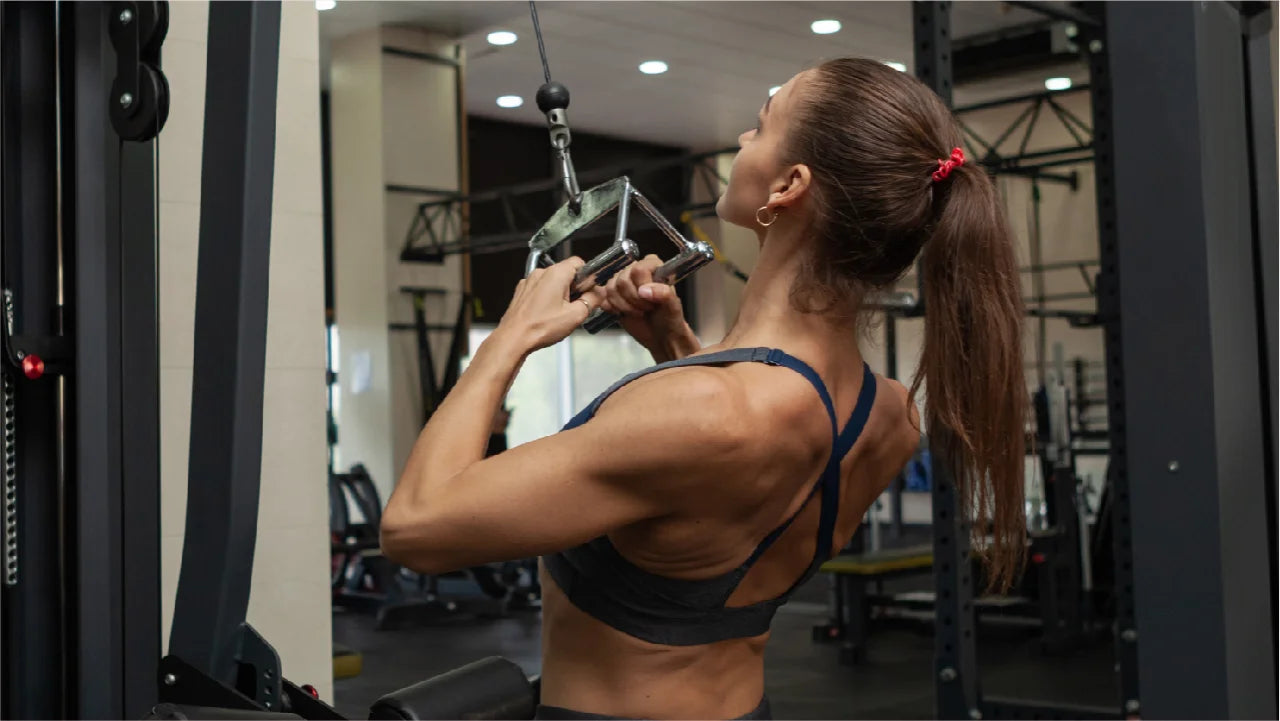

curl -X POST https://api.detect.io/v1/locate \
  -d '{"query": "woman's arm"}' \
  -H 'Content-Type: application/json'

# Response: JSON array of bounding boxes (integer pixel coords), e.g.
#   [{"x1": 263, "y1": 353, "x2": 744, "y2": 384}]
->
[
  {"x1": 380, "y1": 365, "x2": 752, "y2": 573},
  {"x1": 379, "y1": 258, "x2": 755, "y2": 572}
]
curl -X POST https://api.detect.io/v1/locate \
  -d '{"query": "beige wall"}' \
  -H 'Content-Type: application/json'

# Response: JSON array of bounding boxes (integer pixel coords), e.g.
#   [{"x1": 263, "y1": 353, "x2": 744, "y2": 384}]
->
[
  {"x1": 381, "y1": 28, "x2": 465, "y2": 490},
  {"x1": 330, "y1": 26, "x2": 464, "y2": 501},
  {"x1": 160, "y1": 0, "x2": 333, "y2": 701},
  {"x1": 330, "y1": 28, "x2": 393, "y2": 490}
]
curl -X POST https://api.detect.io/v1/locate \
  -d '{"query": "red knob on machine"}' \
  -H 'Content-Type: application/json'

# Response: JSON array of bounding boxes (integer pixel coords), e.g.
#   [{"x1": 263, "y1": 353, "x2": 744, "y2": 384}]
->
[
  {"x1": 301, "y1": 684, "x2": 319, "y2": 699},
  {"x1": 20, "y1": 354, "x2": 44, "y2": 380},
  {"x1": 1031, "y1": 552, "x2": 1047, "y2": 564}
]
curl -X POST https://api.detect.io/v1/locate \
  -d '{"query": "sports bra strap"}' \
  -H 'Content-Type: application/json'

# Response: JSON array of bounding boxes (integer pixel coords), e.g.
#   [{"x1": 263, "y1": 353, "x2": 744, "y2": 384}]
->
[
  {"x1": 742, "y1": 361, "x2": 876, "y2": 572},
  {"x1": 833, "y1": 364, "x2": 877, "y2": 459},
  {"x1": 812, "y1": 363, "x2": 877, "y2": 563},
  {"x1": 760, "y1": 349, "x2": 839, "y2": 435},
  {"x1": 576, "y1": 347, "x2": 777, "y2": 421}
]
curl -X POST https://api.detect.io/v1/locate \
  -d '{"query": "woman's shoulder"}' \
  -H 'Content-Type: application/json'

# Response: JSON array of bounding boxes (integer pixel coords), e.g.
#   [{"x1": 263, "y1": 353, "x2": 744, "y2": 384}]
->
[
  {"x1": 869, "y1": 375, "x2": 923, "y2": 461},
  {"x1": 609, "y1": 360, "x2": 829, "y2": 455}
]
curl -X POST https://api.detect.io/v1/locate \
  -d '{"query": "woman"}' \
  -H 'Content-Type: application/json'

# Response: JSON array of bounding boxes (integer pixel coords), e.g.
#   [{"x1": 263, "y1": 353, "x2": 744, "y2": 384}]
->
[{"x1": 381, "y1": 58, "x2": 1026, "y2": 720}]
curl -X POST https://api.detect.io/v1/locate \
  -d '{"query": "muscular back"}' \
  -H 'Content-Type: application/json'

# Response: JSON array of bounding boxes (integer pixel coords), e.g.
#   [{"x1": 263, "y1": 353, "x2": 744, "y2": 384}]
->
[{"x1": 540, "y1": 353, "x2": 920, "y2": 719}]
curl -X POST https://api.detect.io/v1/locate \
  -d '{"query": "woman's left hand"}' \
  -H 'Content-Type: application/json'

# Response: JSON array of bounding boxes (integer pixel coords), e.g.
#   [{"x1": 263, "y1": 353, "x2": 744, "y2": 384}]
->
[{"x1": 492, "y1": 257, "x2": 604, "y2": 354}]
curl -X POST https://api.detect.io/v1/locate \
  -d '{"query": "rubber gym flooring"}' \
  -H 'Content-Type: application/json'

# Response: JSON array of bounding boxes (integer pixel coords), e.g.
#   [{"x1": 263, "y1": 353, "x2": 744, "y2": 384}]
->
[{"x1": 332, "y1": 576, "x2": 1118, "y2": 719}]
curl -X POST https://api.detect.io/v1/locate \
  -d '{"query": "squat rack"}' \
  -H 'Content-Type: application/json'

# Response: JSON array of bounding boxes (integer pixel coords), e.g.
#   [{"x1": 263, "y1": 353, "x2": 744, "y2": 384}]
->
[{"x1": 919, "y1": 1, "x2": 1277, "y2": 718}]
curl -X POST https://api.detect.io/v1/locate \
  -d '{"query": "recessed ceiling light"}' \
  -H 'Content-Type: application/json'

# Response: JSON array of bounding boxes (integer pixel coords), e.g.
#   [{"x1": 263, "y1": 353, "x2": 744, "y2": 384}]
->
[
  {"x1": 811, "y1": 19, "x2": 841, "y2": 35},
  {"x1": 1044, "y1": 77, "x2": 1072, "y2": 91},
  {"x1": 315, "y1": 0, "x2": 336, "y2": 10},
  {"x1": 884, "y1": 61, "x2": 907, "y2": 72},
  {"x1": 639, "y1": 60, "x2": 669, "y2": 75},
  {"x1": 769, "y1": 86, "x2": 781, "y2": 97},
  {"x1": 496, "y1": 95, "x2": 524, "y2": 108},
  {"x1": 487, "y1": 31, "x2": 517, "y2": 46}
]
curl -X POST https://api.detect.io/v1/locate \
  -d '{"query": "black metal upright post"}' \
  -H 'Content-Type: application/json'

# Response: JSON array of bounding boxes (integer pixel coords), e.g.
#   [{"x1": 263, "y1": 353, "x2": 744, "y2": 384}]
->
[
  {"x1": 912, "y1": 0, "x2": 952, "y2": 318},
  {"x1": 914, "y1": 3, "x2": 981, "y2": 719},
  {"x1": 413, "y1": 295, "x2": 438, "y2": 423},
  {"x1": 1101, "y1": 3, "x2": 1276, "y2": 717},
  {"x1": 930, "y1": 461, "x2": 978, "y2": 721},
  {"x1": 1081, "y1": 8, "x2": 1138, "y2": 713},
  {"x1": 68, "y1": 3, "x2": 129, "y2": 716},
  {"x1": 1240, "y1": 3, "x2": 1278, "y2": 672},
  {"x1": 3, "y1": 3, "x2": 166, "y2": 716},
  {"x1": 1, "y1": 4, "x2": 65, "y2": 717},
  {"x1": 117, "y1": 76, "x2": 162, "y2": 721},
  {"x1": 168, "y1": 0, "x2": 281, "y2": 690}
]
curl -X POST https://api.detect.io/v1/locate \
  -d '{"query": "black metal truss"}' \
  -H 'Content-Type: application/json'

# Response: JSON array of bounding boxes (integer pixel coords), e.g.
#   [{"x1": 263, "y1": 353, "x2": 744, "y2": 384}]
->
[
  {"x1": 399, "y1": 148, "x2": 730, "y2": 263},
  {"x1": 955, "y1": 85, "x2": 1093, "y2": 187}
]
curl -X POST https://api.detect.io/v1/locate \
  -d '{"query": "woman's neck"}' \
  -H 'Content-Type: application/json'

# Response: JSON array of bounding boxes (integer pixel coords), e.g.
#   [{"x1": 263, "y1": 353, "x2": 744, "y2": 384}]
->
[{"x1": 720, "y1": 224, "x2": 864, "y2": 367}]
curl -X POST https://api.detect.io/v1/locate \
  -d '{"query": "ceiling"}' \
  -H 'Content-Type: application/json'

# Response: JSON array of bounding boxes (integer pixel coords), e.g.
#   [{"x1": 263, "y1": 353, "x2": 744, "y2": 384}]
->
[{"x1": 318, "y1": 1, "x2": 1088, "y2": 150}]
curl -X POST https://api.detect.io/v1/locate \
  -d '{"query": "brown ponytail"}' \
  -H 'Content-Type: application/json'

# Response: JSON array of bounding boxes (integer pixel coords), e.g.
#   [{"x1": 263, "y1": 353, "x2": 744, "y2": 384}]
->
[
  {"x1": 911, "y1": 163, "x2": 1027, "y2": 591},
  {"x1": 784, "y1": 58, "x2": 1027, "y2": 590}
]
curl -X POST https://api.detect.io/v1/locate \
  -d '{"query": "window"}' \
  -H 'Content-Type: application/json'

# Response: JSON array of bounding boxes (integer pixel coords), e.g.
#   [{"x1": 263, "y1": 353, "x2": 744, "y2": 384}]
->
[{"x1": 466, "y1": 326, "x2": 654, "y2": 447}]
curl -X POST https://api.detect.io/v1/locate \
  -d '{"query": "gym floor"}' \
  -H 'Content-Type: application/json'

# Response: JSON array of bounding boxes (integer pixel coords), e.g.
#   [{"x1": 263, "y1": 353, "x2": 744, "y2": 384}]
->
[{"x1": 332, "y1": 576, "x2": 1118, "y2": 719}]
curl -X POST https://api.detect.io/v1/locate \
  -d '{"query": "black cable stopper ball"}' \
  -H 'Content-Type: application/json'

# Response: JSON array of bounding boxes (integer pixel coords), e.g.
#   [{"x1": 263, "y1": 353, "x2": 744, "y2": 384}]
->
[{"x1": 536, "y1": 81, "x2": 570, "y2": 113}]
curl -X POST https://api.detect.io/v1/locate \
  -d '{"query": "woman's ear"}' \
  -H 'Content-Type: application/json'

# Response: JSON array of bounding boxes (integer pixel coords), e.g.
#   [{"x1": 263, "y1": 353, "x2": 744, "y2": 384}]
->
[{"x1": 769, "y1": 164, "x2": 813, "y2": 210}]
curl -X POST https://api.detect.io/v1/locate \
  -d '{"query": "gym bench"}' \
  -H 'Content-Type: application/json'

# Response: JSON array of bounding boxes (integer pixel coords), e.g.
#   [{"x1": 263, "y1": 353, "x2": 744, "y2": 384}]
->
[{"x1": 811, "y1": 544, "x2": 934, "y2": 665}]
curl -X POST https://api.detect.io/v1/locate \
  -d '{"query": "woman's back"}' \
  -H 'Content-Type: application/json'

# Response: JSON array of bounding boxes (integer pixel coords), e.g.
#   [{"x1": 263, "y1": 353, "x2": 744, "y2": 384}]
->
[{"x1": 538, "y1": 344, "x2": 920, "y2": 719}]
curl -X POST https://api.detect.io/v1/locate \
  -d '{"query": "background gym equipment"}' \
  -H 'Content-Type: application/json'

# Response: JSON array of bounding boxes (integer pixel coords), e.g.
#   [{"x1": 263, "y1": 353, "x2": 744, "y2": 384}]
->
[
  {"x1": 1, "y1": 1, "x2": 169, "y2": 715},
  {"x1": 923, "y1": 2, "x2": 1276, "y2": 718},
  {"x1": 330, "y1": 464, "x2": 536, "y2": 630}
]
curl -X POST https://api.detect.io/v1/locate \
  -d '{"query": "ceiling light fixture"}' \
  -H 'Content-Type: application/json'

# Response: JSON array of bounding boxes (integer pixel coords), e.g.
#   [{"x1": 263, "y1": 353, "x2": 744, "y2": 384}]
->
[
  {"x1": 315, "y1": 0, "x2": 336, "y2": 10},
  {"x1": 639, "y1": 60, "x2": 669, "y2": 75},
  {"x1": 884, "y1": 61, "x2": 907, "y2": 72},
  {"x1": 810, "y1": 19, "x2": 841, "y2": 35},
  {"x1": 496, "y1": 95, "x2": 524, "y2": 108},
  {"x1": 1044, "y1": 77, "x2": 1072, "y2": 91},
  {"x1": 487, "y1": 31, "x2": 517, "y2": 46},
  {"x1": 769, "y1": 86, "x2": 781, "y2": 97}
]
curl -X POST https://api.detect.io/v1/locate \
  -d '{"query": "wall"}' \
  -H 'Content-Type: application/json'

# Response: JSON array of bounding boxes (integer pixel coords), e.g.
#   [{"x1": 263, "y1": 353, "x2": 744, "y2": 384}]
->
[
  {"x1": 160, "y1": 0, "x2": 333, "y2": 700},
  {"x1": 329, "y1": 27, "x2": 464, "y2": 501},
  {"x1": 329, "y1": 28, "x2": 392, "y2": 491}
]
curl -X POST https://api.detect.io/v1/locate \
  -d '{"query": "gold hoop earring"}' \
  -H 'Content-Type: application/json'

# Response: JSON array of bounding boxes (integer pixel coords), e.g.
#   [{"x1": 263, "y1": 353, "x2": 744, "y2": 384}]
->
[{"x1": 755, "y1": 205, "x2": 778, "y2": 227}]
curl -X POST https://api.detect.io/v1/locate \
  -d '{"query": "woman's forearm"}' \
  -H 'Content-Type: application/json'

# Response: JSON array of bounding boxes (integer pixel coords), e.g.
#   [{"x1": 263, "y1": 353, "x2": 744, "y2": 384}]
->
[
  {"x1": 649, "y1": 326, "x2": 702, "y2": 363},
  {"x1": 388, "y1": 333, "x2": 526, "y2": 513}
]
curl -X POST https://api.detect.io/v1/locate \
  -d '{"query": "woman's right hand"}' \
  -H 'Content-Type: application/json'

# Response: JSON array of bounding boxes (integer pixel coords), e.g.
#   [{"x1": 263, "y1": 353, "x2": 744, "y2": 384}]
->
[{"x1": 599, "y1": 255, "x2": 701, "y2": 362}]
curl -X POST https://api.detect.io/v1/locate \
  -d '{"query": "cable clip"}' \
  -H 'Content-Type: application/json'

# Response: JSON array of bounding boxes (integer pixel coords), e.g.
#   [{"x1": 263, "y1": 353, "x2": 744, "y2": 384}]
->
[{"x1": 536, "y1": 82, "x2": 582, "y2": 215}]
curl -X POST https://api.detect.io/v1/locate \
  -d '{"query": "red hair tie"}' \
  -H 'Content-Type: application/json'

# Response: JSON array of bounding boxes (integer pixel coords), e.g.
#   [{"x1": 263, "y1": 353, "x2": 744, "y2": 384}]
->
[{"x1": 931, "y1": 147, "x2": 965, "y2": 182}]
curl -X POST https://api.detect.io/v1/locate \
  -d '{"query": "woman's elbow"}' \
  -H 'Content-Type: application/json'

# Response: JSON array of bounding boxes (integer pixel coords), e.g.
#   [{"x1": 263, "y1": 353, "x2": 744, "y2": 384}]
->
[{"x1": 379, "y1": 508, "x2": 451, "y2": 574}]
